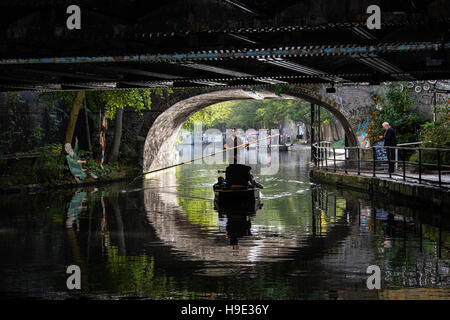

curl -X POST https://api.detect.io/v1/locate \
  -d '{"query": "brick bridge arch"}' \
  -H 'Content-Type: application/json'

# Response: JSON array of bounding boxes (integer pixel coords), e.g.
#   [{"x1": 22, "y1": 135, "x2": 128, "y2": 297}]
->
[{"x1": 143, "y1": 86, "x2": 360, "y2": 172}]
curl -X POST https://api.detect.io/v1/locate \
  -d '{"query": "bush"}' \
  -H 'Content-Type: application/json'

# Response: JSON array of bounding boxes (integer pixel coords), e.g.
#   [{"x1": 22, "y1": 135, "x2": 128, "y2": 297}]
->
[
  {"x1": 33, "y1": 155, "x2": 67, "y2": 182},
  {"x1": 332, "y1": 139, "x2": 345, "y2": 147},
  {"x1": 367, "y1": 83, "x2": 427, "y2": 145},
  {"x1": 409, "y1": 114, "x2": 450, "y2": 170}
]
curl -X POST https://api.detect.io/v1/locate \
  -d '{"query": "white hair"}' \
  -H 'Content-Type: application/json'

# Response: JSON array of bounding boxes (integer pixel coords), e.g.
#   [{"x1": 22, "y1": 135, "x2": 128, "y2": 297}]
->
[
  {"x1": 382, "y1": 122, "x2": 389, "y2": 126},
  {"x1": 64, "y1": 143, "x2": 73, "y2": 157}
]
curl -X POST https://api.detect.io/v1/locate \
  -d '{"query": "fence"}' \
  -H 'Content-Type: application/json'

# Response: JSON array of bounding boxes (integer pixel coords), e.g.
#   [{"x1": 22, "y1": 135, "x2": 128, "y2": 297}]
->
[{"x1": 312, "y1": 142, "x2": 450, "y2": 189}]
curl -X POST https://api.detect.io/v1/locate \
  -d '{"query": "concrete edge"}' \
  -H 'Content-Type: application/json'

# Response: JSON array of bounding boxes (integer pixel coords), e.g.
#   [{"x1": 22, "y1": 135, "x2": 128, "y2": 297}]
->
[{"x1": 309, "y1": 169, "x2": 449, "y2": 209}]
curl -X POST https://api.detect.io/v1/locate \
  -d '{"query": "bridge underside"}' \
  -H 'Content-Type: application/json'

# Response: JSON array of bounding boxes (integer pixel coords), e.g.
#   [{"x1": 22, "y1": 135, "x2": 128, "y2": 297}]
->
[{"x1": 0, "y1": 0, "x2": 449, "y2": 92}]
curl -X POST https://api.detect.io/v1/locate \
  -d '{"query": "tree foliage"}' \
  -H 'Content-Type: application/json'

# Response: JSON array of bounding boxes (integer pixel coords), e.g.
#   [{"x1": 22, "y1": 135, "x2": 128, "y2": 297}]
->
[
  {"x1": 38, "y1": 88, "x2": 172, "y2": 120},
  {"x1": 367, "y1": 83, "x2": 427, "y2": 144},
  {"x1": 182, "y1": 101, "x2": 233, "y2": 131},
  {"x1": 409, "y1": 113, "x2": 450, "y2": 167},
  {"x1": 182, "y1": 99, "x2": 335, "y2": 131}
]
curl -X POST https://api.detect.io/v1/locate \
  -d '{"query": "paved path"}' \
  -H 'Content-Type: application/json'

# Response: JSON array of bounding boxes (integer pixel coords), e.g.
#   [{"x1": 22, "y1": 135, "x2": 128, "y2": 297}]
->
[{"x1": 335, "y1": 170, "x2": 450, "y2": 189}]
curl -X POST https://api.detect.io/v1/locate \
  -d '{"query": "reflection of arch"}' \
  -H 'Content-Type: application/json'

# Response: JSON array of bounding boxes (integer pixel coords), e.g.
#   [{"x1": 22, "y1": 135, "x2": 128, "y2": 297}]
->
[
  {"x1": 143, "y1": 88, "x2": 358, "y2": 172},
  {"x1": 142, "y1": 171, "x2": 353, "y2": 276},
  {"x1": 142, "y1": 172, "x2": 301, "y2": 268}
]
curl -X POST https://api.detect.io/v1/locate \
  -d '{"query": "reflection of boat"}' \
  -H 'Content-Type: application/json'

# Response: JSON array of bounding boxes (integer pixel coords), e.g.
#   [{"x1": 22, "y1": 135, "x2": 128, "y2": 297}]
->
[
  {"x1": 224, "y1": 212, "x2": 253, "y2": 248},
  {"x1": 213, "y1": 164, "x2": 263, "y2": 214},
  {"x1": 214, "y1": 187, "x2": 262, "y2": 213}
]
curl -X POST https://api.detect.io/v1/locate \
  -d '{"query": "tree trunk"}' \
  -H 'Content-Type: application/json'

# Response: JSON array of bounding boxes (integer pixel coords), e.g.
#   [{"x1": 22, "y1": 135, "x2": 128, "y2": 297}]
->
[
  {"x1": 335, "y1": 122, "x2": 342, "y2": 140},
  {"x1": 108, "y1": 107, "x2": 123, "y2": 162},
  {"x1": 64, "y1": 90, "x2": 85, "y2": 144},
  {"x1": 84, "y1": 105, "x2": 92, "y2": 153}
]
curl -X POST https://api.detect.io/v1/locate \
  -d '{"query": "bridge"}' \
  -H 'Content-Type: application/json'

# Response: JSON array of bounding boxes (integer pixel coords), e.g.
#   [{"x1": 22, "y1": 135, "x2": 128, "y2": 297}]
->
[
  {"x1": 1, "y1": 1, "x2": 449, "y2": 171},
  {"x1": 0, "y1": 0, "x2": 449, "y2": 92}
]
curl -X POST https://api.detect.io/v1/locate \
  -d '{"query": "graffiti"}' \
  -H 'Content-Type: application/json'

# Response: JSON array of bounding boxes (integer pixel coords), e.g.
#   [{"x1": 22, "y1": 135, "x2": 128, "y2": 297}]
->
[
  {"x1": 416, "y1": 92, "x2": 449, "y2": 106},
  {"x1": 437, "y1": 93, "x2": 449, "y2": 105},
  {"x1": 346, "y1": 106, "x2": 372, "y2": 117},
  {"x1": 418, "y1": 94, "x2": 433, "y2": 105},
  {"x1": 404, "y1": 80, "x2": 450, "y2": 107},
  {"x1": 356, "y1": 120, "x2": 370, "y2": 147}
]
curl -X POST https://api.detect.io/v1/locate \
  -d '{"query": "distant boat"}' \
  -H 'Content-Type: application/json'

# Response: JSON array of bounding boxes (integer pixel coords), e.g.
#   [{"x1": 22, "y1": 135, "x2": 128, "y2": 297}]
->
[
  {"x1": 270, "y1": 144, "x2": 289, "y2": 151},
  {"x1": 279, "y1": 144, "x2": 289, "y2": 151}
]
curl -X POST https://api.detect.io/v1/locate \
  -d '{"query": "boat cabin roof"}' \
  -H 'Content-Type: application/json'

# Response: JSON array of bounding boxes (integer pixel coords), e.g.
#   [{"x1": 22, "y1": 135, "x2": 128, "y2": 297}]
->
[{"x1": 225, "y1": 164, "x2": 252, "y2": 186}]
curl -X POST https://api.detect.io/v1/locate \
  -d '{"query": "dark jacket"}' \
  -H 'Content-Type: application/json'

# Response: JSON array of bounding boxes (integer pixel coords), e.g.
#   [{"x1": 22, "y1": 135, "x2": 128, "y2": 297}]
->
[
  {"x1": 225, "y1": 136, "x2": 243, "y2": 149},
  {"x1": 383, "y1": 127, "x2": 397, "y2": 147}
]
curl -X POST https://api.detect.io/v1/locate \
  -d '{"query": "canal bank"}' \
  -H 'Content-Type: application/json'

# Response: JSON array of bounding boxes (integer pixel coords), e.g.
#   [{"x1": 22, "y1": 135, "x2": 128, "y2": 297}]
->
[
  {"x1": 310, "y1": 169, "x2": 450, "y2": 209},
  {"x1": 0, "y1": 164, "x2": 142, "y2": 195},
  {"x1": 0, "y1": 174, "x2": 138, "y2": 195}
]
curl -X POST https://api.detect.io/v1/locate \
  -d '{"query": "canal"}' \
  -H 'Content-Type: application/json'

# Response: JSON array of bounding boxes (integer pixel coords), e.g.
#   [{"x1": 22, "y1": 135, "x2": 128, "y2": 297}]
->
[{"x1": 0, "y1": 148, "x2": 448, "y2": 299}]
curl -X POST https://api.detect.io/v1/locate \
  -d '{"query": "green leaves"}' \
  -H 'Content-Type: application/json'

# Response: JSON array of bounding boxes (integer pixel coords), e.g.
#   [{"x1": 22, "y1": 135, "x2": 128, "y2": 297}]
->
[
  {"x1": 96, "y1": 89, "x2": 149, "y2": 120},
  {"x1": 182, "y1": 101, "x2": 233, "y2": 131},
  {"x1": 38, "y1": 89, "x2": 173, "y2": 121},
  {"x1": 369, "y1": 83, "x2": 427, "y2": 144},
  {"x1": 182, "y1": 99, "x2": 331, "y2": 131},
  {"x1": 409, "y1": 114, "x2": 450, "y2": 167}
]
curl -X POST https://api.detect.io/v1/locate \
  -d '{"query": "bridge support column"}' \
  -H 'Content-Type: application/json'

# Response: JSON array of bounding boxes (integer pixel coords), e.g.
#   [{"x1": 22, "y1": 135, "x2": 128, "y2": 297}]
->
[{"x1": 310, "y1": 103, "x2": 315, "y2": 165}]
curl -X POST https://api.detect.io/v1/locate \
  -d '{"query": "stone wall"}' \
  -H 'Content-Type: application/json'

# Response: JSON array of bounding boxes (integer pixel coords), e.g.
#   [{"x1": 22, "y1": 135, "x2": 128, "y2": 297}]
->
[
  {"x1": 0, "y1": 82, "x2": 442, "y2": 168},
  {"x1": 310, "y1": 169, "x2": 449, "y2": 209}
]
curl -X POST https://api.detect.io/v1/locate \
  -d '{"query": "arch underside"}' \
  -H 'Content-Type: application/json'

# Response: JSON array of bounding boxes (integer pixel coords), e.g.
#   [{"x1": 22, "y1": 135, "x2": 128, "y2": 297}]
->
[{"x1": 143, "y1": 88, "x2": 358, "y2": 172}]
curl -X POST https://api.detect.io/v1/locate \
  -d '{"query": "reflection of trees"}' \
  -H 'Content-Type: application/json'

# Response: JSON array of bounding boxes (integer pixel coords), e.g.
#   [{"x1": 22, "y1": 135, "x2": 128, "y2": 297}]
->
[
  {"x1": 105, "y1": 246, "x2": 175, "y2": 297},
  {"x1": 376, "y1": 218, "x2": 449, "y2": 288},
  {"x1": 175, "y1": 165, "x2": 219, "y2": 230},
  {"x1": 66, "y1": 190, "x2": 89, "y2": 292},
  {"x1": 253, "y1": 151, "x2": 314, "y2": 231},
  {"x1": 318, "y1": 184, "x2": 450, "y2": 293},
  {"x1": 352, "y1": 200, "x2": 450, "y2": 289},
  {"x1": 86, "y1": 191, "x2": 179, "y2": 298},
  {"x1": 108, "y1": 196, "x2": 126, "y2": 256},
  {"x1": 100, "y1": 196, "x2": 110, "y2": 255}
]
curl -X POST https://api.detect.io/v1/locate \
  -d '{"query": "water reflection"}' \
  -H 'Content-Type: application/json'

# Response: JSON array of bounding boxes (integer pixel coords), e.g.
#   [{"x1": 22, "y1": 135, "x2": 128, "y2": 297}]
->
[
  {"x1": 224, "y1": 212, "x2": 253, "y2": 253},
  {"x1": 0, "y1": 149, "x2": 448, "y2": 299}
]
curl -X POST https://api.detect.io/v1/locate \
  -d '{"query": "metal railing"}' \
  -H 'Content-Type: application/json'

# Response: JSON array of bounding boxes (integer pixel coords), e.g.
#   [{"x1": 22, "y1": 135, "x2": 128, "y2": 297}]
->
[
  {"x1": 395, "y1": 142, "x2": 422, "y2": 169},
  {"x1": 312, "y1": 142, "x2": 450, "y2": 189}
]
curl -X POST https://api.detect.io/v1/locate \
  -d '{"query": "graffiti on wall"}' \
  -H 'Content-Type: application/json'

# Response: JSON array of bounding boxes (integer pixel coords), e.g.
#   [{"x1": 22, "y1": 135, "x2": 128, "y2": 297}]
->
[{"x1": 356, "y1": 120, "x2": 370, "y2": 148}]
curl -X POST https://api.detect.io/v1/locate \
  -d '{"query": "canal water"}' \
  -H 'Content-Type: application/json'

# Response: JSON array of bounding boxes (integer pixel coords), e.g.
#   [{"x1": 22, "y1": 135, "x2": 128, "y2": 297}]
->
[{"x1": 0, "y1": 148, "x2": 448, "y2": 299}]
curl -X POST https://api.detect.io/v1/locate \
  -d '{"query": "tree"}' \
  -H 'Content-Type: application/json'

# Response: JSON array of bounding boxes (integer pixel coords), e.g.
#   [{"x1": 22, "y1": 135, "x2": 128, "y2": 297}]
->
[
  {"x1": 182, "y1": 101, "x2": 233, "y2": 131},
  {"x1": 65, "y1": 91, "x2": 85, "y2": 144},
  {"x1": 39, "y1": 88, "x2": 172, "y2": 162},
  {"x1": 109, "y1": 107, "x2": 123, "y2": 162},
  {"x1": 37, "y1": 91, "x2": 79, "y2": 147},
  {"x1": 409, "y1": 113, "x2": 450, "y2": 167},
  {"x1": 367, "y1": 83, "x2": 427, "y2": 145},
  {"x1": 182, "y1": 99, "x2": 335, "y2": 136}
]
